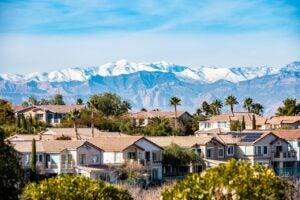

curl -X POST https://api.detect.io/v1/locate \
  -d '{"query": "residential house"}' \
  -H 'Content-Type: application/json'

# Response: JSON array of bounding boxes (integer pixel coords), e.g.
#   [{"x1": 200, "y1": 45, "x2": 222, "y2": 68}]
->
[
  {"x1": 267, "y1": 116, "x2": 300, "y2": 129},
  {"x1": 13, "y1": 105, "x2": 85, "y2": 126},
  {"x1": 11, "y1": 134, "x2": 163, "y2": 182},
  {"x1": 273, "y1": 129, "x2": 300, "y2": 166},
  {"x1": 147, "y1": 135, "x2": 227, "y2": 175},
  {"x1": 130, "y1": 111, "x2": 192, "y2": 127},
  {"x1": 198, "y1": 112, "x2": 268, "y2": 131}
]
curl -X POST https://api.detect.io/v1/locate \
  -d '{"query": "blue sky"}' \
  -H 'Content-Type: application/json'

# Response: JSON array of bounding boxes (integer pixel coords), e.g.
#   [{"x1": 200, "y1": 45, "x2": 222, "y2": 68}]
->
[{"x1": 0, "y1": 0, "x2": 299, "y2": 74}]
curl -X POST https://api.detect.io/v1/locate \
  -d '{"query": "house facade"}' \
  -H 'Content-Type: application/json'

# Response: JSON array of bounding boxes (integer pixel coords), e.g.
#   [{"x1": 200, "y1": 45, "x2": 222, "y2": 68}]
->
[
  {"x1": 13, "y1": 105, "x2": 85, "y2": 126},
  {"x1": 198, "y1": 112, "x2": 268, "y2": 131},
  {"x1": 130, "y1": 111, "x2": 192, "y2": 127},
  {"x1": 11, "y1": 135, "x2": 163, "y2": 182},
  {"x1": 267, "y1": 116, "x2": 300, "y2": 129}
]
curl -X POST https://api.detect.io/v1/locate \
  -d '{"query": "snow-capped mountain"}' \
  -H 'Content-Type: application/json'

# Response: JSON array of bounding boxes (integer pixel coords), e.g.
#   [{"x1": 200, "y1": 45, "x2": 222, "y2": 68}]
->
[
  {"x1": 0, "y1": 60, "x2": 299, "y2": 115},
  {"x1": 0, "y1": 59, "x2": 284, "y2": 84}
]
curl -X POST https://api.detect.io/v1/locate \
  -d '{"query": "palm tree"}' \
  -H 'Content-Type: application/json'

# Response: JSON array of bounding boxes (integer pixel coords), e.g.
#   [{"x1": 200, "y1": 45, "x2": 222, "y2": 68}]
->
[
  {"x1": 225, "y1": 95, "x2": 238, "y2": 113},
  {"x1": 170, "y1": 96, "x2": 181, "y2": 129},
  {"x1": 210, "y1": 99, "x2": 223, "y2": 115},
  {"x1": 243, "y1": 97, "x2": 253, "y2": 112},
  {"x1": 87, "y1": 98, "x2": 97, "y2": 138},
  {"x1": 67, "y1": 109, "x2": 81, "y2": 140},
  {"x1": 251, "y1": 103, "x2": 264, "y2": 115}
]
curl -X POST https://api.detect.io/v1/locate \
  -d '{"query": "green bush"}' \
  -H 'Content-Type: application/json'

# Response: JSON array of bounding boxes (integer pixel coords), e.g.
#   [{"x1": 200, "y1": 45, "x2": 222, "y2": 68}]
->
[
  {"x1": 21, "y1": 175, "x2": 133, "y2": 200},
  {"x1": 161, "y1": 159, "x2": 294, "y2": 200}
]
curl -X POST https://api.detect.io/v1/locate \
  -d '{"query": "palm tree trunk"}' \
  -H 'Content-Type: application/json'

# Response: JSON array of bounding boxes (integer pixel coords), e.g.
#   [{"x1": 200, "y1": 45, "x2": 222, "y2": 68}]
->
[
  {"x1": 231, "y1": 105, "x2": 234, "y2": 113},
  {"x1": 174, "y1": 105, "x2": 178, "y2": 130},
  {"x1": 91, "y1": 110, "x2": 94, "y2": 138},
  {"x1": 74, "y1": 123, "x2": 78, "y2": 140}
]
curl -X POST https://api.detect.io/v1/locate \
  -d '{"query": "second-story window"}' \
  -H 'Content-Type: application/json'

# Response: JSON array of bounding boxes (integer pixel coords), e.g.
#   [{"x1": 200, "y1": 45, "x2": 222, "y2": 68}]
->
[
  {"x1": 128, "y1": 152, "x2": 136, "y2": 159},
  {"x1": 227, "y1": 145, "x2": 234, "y2": 156},
  {"x1": 263, "y1": 146, "x2": 268, "y2": 155},
  {"x1": 152, "y1": 151, "x2": 161, "y2": 162},
  {"x1": 92, "y1": 154, "x2": 100, "y2": 164},
  {"x1": 79, "y1": 154, "x2": 86, "y2": 165}
]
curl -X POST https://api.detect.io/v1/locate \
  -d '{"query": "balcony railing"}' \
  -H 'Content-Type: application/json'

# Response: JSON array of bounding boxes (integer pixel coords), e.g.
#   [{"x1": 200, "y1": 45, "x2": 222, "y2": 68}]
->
[{"x1": 273, "y1": 152, "x2": 296, "y2": 160}]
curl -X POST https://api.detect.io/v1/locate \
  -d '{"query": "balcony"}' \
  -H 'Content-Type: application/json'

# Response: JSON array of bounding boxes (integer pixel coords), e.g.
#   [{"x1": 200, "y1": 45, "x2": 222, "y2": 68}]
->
[{"x1": 272, "y1": 152, "x2": 296, "y2": 161}]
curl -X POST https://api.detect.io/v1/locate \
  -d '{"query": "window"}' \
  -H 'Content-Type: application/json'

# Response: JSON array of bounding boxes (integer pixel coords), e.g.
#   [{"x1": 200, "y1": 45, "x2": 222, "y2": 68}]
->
[
  {"x1": 79, "y1": 154, "x2": 86, "y2": 165},
  {"x1": 207, "y1": 148, "x2": 213, "y2": 158},
  {"x1": 128, "y1": 152, "x2": 136, "y2": 159},
  {"x1": 227, "y1": 145, "x2": 234, "y2": 156},
  {"x1": 298, "y1": 141, "x2": 300, "y2": 147},
  {"x1": 263, "y1": 146, "x2": 268, "y2": 155},
  {"x1": 38, "y1": 154, "x2": 43, "y2": 162},
  {"x1": 92, "y1": 154, "x2": 100, "y2": 164},
  {"x1": 218, "y1": 148, "x2": 224, "y2": 158},
  {"x1": 152, "y1": 151, "x2": 161, "y2": 162},
  {"x1": 145, "y1": 151, "x2": 150, "y2": 161}
]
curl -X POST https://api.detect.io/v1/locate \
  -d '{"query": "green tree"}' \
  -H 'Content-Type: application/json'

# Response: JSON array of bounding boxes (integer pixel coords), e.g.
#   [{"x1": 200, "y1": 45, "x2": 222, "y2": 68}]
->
[
  {"x1": 143, "y1": 117, "x2": 173, "y2": 136},
  {"x1": 39, "y1": 98, "x2": 49, "y2": 105},
  {"x1": 201, "y1": 101, "x2": 211, "y2": 116},
  {"x1": 210, "y1": 99, "x2": 223, "y2": 115},
  {"x1": 243, "y1": 97, "x2": 253, "y2": 112},
  {"x1": 276, "y1": 98, "x2": 300, "y2": 116},
  {"x1": 67, "y1": 109, "x2": 81, "y2": 140},
  {"x1": 251, "y1": 103, "x2": 264, "y2": 115},
  {"x1": 21, "y1": 113, "x2": 27, "y2": 130},
  {"x1": 0, "y1": 128, "x2": 25, "y2": 200},
  {"x1": 162, "y1": 159, "x2": 293, "y2": 200},
  {"x1": 21, "y1": 101, "x2": 29, "y2": 107},
  {"x1": 252, "y1": 114, "x2": 256, "y2": 130},
  {"x1": 28, "y1": 96, "x2": 38, "y2": 106},
  {"x1": 30, "y1": 138, "x2": 37, "y2": 181},
  {"x1": 120, "y1": 100, "x2": 132, "y2": 113},
  {"x1": 89, "y1": 93, "x2": 128, "y2": 117},
  {"x1": 241, "y1": 116, "x2": 246, "y2": 130},
  {"x1": 162, "y1": 143, "x2": 202, "y2": 176},
  {"x1": 225, "y1": 95, "x2": 238, "y2": 113},
  {"x1": 76, "y1": 98, "x2": 83, "y2": 105},
  {"x1": 21, "y1": 175, "x2": 133, "y2": 200},
  {"x1": 140, "y1": 108, "x2": 147, "y2": 112},
  {"x1": 169, "y1": 96, "x2": 181, "y2": 129},
  {"x1": 230, "y1": 120, "x2": 241, "y2": 131},
  {"x1": 0, "y1": 99, "x2": 15, "y2": 125},
  {"x1": 51, "y1": 94, "x2": 65, "y2": 105}
]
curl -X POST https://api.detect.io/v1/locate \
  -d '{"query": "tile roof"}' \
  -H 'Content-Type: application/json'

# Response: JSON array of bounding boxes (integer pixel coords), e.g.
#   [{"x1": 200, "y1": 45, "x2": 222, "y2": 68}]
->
[
  {"x1": 10, "y1": 140, "x2": 83, "y2": 153},
  {"x1": 147, "y1": 136, "x2": 215, "y2": 148},
  {"x1": 267, "y1": 116, "x2": 300, "y2": 125},
  {"x1": 130, "y1": 111, "x2": 189, "y2": 119},
  {"x1": 13, "y1": 105, "x2": 85, "y2": 113},
  {"x1": 204, "y1": 112, "x2": 267, "y2": 126},
  {"x1": 272, "y1": 129, "x2": 300, "y2": 140},
  {"x1": 46, "y1": 128, "x2": 128, "y2": 140},
  {"x1": 87, "y1": 136, "x2": 144, "y2": 151}
]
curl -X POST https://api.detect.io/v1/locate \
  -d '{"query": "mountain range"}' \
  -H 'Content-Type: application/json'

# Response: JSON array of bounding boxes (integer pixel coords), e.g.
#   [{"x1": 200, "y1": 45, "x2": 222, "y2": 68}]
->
[{"x1": 1, "y1": 60, "x2": 299, "y2": 115}]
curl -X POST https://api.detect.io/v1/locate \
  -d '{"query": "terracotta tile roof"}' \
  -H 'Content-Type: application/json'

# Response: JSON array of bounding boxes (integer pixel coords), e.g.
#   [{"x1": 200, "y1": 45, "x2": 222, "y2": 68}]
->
[
  {"x1": 204, "y1": 112, "x2": 267, "y2": 126},
  {"x1": 13, "y1": 105, "x2": 85, "y2": 113},
  {"x1": 267, "y1": 116, "x2": 300, "y2": 125},
  {"x1": 10, "y1": 140, "x2": 83, "y2": 153},
  {"x1": 46, "y1": 128, "x2": 128, "y2": 140},
  {"x1": 272, "y1": 129, "x2": 300, "y2": 140},
  {"x1": 87, "y1": 136, "x2": 144, "y2": 151},
  {"x1": 147, "y1": 136, "x2": 215, "y2": 148},
  {"x1": 5, "y1": 134, "x2": 54, "y2": 142},
  {"x1": 130, "y1": 111, "x2": 189, "y2": 119}
]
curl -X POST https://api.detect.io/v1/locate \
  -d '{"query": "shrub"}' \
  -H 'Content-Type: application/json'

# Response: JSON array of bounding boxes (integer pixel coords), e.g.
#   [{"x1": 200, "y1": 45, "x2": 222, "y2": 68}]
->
[
  {"x1": 161, "y1": 159, "x2": 294, "y2": 200},
  {"x1": 21, "y1": 175, "x2": 133, "y2": 200}
]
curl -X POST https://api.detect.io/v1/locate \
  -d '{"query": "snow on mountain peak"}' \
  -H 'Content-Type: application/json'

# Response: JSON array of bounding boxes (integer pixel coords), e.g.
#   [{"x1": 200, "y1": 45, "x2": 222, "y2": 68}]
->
[{"x1": 0, "y1": 60, "x2": 298, "y2": 84}]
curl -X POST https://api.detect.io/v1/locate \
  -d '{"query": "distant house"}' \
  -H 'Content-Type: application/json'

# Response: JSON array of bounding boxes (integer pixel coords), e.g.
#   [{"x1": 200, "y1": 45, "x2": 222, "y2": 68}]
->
[
  {"x1": 130, "y1": 111, "x2": 192, "y2": 127},
  {"x1": 198, "y1": 112, "x2": 268, "y2": 131},
  {"x1": 267, "y1": 116, "x2": 300, "y2": 129},
  {"x1": 13, "y1": 105, "x2": 85, "y2": 126}
]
